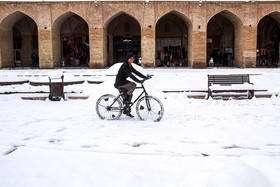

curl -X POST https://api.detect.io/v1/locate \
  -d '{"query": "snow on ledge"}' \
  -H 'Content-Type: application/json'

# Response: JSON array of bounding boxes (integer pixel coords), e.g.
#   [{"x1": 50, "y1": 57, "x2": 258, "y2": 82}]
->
[{"x1": 48, "y1": 71, "x2": 63, "y2": 79}]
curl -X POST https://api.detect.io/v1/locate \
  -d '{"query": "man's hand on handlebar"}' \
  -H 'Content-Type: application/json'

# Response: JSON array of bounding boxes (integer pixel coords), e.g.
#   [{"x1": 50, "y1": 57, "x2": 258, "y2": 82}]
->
[
  {"x1": 145, "y1": 75, "x2": 152, "y2": 79},
  {"x1": 140, "y1": 75, "x2": 152, "y2": 84}
]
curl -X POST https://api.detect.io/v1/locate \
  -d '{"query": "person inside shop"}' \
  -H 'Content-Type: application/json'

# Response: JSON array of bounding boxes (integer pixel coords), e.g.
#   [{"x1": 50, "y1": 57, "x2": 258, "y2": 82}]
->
[
  {"x1": 31, "y1": 52, "x2": 38, "y2": 67},
  {"x1": 114, "y1": 52, "x2": 151, "y2": 118}
]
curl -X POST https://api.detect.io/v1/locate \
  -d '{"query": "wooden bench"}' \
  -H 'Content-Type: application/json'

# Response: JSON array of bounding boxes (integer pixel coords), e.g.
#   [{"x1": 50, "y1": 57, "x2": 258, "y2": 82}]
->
[{"x1": 207, "y1": 74, "x2": 254, "y2": 99}]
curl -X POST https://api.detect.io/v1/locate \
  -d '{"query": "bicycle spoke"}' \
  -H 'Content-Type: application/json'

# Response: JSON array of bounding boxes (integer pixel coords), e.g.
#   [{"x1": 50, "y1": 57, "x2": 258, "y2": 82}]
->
[
  {"x1": 96, "y1": 94, "x2": 122, "y2": 120},
  {"x1": 136, "y1": 96, "x2": 164, "y2": 122},
  {"x1": 98, "y1": 104, "x2": 107, "y2": 109}
]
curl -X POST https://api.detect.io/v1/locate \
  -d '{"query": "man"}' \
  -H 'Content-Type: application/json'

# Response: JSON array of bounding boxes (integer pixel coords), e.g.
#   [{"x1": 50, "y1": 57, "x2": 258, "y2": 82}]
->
[{"x1": 114, "y1": 52, "x2": 151, "y2": 117}]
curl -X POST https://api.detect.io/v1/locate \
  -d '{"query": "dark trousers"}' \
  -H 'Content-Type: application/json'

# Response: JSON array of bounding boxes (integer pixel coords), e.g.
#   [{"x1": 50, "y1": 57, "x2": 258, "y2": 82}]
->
[{"x1": 119, "y1": 82, "x2": 136, "y2": 96}]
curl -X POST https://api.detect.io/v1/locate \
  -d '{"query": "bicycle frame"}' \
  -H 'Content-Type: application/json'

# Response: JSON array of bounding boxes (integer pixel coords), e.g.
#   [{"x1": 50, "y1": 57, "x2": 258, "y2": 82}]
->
[{"x1": 108, "y1": 83, "x2": 149, "y2": 110}]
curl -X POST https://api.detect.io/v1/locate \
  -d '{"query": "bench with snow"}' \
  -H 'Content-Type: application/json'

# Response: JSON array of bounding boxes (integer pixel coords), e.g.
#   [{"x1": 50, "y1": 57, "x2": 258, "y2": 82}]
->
[{"x1": 207, "y1": 74, "x2": 254, "y2": 99}]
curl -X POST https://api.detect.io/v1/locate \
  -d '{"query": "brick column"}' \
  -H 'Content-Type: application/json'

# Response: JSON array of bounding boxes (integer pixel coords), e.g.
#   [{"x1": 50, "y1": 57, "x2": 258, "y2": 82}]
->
[
  {"x1": 38, "y1": 5, "x2": 53, "y2": 69},
  {"x1": 242, "y1": 26, "x2": 257, "y2": 68},
  {"x1": 52, "y1": 24, "x2": 60, "y2": 68},
  {"x1": 89, "y1": 27, "x2": 106, "y2": 68},
  {"x1": 238, "y1": 5, "x2": 257, "y2": 68},
  {"x1": 190, "y1": 6, "x2": 207, "y2": 68},
  {"x1": 141, "y1": 2, "x2": 155, "y2": 68},
  {"x1": 141, "y1": 27, "x2": 155, "y2": 68},
  {"x1": 191, "y1": 30, "x2": 207, "y2": 68},
  {"x1": 0, "y1": 28, "x2": 13, "y2": 68}
]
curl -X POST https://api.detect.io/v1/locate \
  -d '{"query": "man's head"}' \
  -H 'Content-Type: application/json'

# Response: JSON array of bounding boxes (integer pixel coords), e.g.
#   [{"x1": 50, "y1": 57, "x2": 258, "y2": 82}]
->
[{"x1": 126, "y1": 52, "x2": 135, "y2": 64}]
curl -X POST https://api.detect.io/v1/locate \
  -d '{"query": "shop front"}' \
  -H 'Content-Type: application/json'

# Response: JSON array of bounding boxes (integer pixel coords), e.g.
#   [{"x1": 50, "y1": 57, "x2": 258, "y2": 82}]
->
[
  {"x1": 113, "y1": 36, "x2": 141, "y2": 64},
  {"x1": 257, "y1": 13, "x2": 280, "y2": 67},
  {"x1": 62, "y1": 36, "x2": 89, "y2": 67},
  {"x1": 60, "y1": 15, "x2": 89, "y2": 67},
  {"x1": 156, "y1": 38, "x2": 186, "y2": 67},
  {"x1": 107, "y1": 13, "x2": 141, "y2": 66},
  {"x1": 0, "y1": 11, "x2": 38, "y2": 68},
  {"x1": 156, "y1": 12, "x2": 189, "y2": 67},
  {"x1": 207, "y1": 12, "x2": 235, "y2": 67}
]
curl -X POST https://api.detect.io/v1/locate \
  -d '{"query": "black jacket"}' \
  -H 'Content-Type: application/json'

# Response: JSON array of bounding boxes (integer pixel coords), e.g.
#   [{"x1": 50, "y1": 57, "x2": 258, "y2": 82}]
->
[{"x1": 114, "y1": 62, "x2": 146, "y2": 88}]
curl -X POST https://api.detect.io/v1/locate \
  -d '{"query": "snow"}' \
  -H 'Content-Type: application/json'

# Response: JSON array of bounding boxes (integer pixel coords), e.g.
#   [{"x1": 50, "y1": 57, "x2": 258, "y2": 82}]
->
[
  {"x1": 0, "y1": 66, "x2": 280, "y2": 187},
  {"x1": 0, "y1": 0, "x2": 278, "y2": 2},
  {"x1": 209, "y1": 82, "x2": 254, "y2": 90}
]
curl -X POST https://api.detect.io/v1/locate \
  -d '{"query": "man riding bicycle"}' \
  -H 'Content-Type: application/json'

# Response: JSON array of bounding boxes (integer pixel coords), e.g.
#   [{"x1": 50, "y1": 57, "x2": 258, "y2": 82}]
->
[{"x1": 114, "y1": 52, "x2": 151, "y2": 117}]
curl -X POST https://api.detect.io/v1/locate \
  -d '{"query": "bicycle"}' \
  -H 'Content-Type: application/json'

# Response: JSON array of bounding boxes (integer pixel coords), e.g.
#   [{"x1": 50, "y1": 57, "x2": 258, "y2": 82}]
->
[{"x1": 96, "y1": 80, "x2": 164, "y2": 122}]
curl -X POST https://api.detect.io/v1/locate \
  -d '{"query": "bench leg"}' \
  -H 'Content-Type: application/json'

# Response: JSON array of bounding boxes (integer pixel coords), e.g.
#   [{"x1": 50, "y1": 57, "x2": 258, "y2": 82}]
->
[
  {"x1": 207, "y1": 90, "x2": 212, "y2": 100},
  {"x1": 248, "y1": 90, "x2": 254, "y2": 99}
]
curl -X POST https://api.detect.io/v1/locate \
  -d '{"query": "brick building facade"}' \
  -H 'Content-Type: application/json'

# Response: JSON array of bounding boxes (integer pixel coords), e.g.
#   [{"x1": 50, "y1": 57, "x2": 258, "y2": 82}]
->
[{"x1": 0, "y1": 1, "x2": 279, "y2": 69}]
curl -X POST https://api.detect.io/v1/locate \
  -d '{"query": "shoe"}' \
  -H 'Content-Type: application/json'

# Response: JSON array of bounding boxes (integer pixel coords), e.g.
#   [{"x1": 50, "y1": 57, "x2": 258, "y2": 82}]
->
[
  {"x1": 126, "y1": 113, "x2": 134, "y2": 118},
  {"x1": 123, "y1": 106, "x2": 131, "y2": 115},
  {"x1": 123, "y1": 106, "x2": 134, "y2": 117}
]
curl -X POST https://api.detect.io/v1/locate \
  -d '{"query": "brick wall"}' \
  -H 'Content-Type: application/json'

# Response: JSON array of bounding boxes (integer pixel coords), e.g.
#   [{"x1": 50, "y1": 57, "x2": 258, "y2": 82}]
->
[{"x1": 0, "y1": 1, "x2": 279, "y2": 69}]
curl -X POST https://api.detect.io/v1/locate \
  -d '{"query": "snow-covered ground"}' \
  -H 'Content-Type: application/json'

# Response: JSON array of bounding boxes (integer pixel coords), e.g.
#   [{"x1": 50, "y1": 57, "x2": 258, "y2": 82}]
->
[{"x1": 0, "y1": 66, "x2": 280, "y2": 187}]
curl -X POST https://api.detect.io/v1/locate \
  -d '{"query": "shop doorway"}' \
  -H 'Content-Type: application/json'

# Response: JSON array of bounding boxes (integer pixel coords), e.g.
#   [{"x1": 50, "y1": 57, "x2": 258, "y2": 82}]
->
[
  {"x1": 107, "y1": 13, "x2": 141, "y2": 66},
  {"x1": 14, "y1": 40, "x2": 22, "y2": 67},
  {"x1": 257, "y1": 12, "x2": 280, "y2": 67},
  {"x1": 207, "y1": 13, "x2": 235, "y2": 67},
  {"x1": 0, "y1": 11, "x2": 38, "y2": 68},
  {"x1": 53, "y1": 12, "x2": 89, "y2": 67},
  {"x1": 61, "y1": 15, "x2": 89, "y2": 67},
  {"x1": 156, "y1": 12, "x2": 189, "y2": 67}
]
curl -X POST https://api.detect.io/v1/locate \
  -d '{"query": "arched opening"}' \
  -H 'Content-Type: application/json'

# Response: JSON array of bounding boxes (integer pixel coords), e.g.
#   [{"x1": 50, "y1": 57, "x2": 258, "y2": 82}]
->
[
  {"x1": 106, "y1": 12, "x2": 141, "y2": 66},
  {"x1": 207, "y1": 11, "x2": 242, "y2": 67},
  {"x1": 0, "y1": 11, "x2": 38, "y2": 68},
  {"x1": 53, "y1": 12, "x2": 89, "y2": 67},
  {"x1": 155, "y1": 11, "x2": 190, "y2": 67},
  {"x1": 257, "y1": 12, "x2": 280, "y2": 67}
]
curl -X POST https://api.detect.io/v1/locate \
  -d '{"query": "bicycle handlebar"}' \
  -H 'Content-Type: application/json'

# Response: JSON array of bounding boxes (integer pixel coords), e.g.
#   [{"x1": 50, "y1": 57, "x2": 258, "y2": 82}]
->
[
  {"x1": 136, "y1": 75, "x2": 152, "y2": 88},
  {"x1": 142, "y1": 74, "x2": 153, "y2": 83}
]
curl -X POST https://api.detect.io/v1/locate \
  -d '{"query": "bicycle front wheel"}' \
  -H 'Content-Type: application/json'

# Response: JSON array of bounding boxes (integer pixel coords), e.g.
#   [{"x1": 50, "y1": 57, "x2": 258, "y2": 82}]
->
[
  {"x1": 96, "y1": 94, "x2": 122, "y2": 120},
  {"x1": 136, "y1": 96, "x2": 164, "y2": 122}
]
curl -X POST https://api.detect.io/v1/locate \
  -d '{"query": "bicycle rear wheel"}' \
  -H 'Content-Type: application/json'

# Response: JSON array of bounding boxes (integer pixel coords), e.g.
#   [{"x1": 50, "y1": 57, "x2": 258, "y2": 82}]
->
[
  {"x1": 96, "y1": 94, "x2": 122, "y2": 120},
  {"x1": 136, "y1": 96, "x2": 164, "y2": 122}
]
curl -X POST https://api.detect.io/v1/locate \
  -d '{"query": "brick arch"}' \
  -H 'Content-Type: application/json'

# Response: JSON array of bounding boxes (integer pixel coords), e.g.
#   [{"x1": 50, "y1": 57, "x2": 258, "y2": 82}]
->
[
  {"x1": 52, "y1": 11, "x2": 89, "y2": 67},
  {"x1": 104, "y1": 11, "x2": 141, "y2": 29},
  {"x1": 105, "y1": 11, "x2": 141, "y2": 66},
  {"x1": 0, "y1": 11, "x2": 38, "y2": 68},
  {"x1": 207, "y1": 10, "x2": 243, "y2": 28},
  {"x1": 258, "y1": 11, "x2": 280, "y2": 24},
  {"x1": 207, "y1": 10, "x2": 243, "y2": 67},
  {"x1": 155, "y1": 10, "x2": 192, "y2": 28},
  {"x1": 257, "y1": 11, "x2": 280, "y2": 37},
  {"x1": 53, "y1": 11, "x2": 88, "y2": 31},
  {"x1": 0, "y1": 10, "x2": 38, "y2": 28}
]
